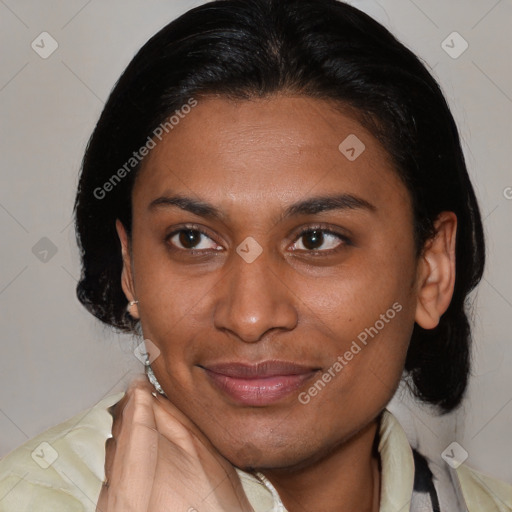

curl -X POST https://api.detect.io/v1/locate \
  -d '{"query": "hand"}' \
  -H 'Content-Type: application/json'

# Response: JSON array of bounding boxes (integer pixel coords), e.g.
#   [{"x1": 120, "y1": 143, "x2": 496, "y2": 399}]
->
[{"x1": 96, "y1": 376, "x2": 254, "y2": 512}]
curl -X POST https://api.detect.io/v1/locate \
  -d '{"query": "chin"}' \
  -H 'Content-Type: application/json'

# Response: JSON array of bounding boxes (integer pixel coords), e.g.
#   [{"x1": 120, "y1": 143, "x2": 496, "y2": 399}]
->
[{"x1": 226, "y1": 442, "x2": 306, "y2": 472}]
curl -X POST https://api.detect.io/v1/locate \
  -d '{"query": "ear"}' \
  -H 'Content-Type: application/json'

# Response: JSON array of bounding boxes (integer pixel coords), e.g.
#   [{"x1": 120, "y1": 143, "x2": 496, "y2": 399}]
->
[
  {"x1": 116, "y1": 219, "x2": 139, "y2": 320},
  {"x1": 415, "y1": 211, "x2": 457, "y2": 330}
]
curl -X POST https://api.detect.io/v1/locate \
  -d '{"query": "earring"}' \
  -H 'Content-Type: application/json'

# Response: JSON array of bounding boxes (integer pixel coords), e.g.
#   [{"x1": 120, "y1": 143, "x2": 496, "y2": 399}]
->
[
  {"x1": 127, "y1": 300, "x2": 139, "y2": 312},
  {"x1": 143, "y1": 351, "x2": 167, "y2": 397}
]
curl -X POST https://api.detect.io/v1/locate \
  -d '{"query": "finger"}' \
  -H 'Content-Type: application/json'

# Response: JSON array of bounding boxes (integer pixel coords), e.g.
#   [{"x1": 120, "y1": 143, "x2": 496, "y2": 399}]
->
[
  {"x1": 110, "y1": 376, "x2": 153, "y2": 442},
  {"x1": 97, "y1": 402, "x2": 121, "y2": 512},
  {"x1": 107, "y1": 393, "x2": 129, "y2": 441},
  {"x1": 151, "y1": 396, "x2": 199, "y2": 455},
  {"x1": 96, "y1": 480, "x2": 110, "y2": 512},
  {"x1": 105, "y1": 381, "x2": 159, "y2": 511},
  {"x1": 151, "y1": 392, "x2": 239, "y2": 479},
  {"x1": 150, "y1": 394, "x2": 252, "y2": 510},
  {"x1": 103, "y1": 436, "x2": 116, "y2": 485},
  {"x1": 150, "y1": 389, "x2": 220, "y2": 451},
  {"x1": 96, "y1": 435, "x2": 115, "y2": 511},
  {"x1": 96, "y1": 488, "x2": 107, "y2": 512},
  {"x1": 144, "y1": 389, "x2": 255, "y2": 512}
]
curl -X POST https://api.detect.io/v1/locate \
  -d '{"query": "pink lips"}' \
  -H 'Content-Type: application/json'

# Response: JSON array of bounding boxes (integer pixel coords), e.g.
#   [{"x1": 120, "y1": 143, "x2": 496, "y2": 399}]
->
[{"x1": 202, "y1": 360, "x2": 319, "y2": 406}]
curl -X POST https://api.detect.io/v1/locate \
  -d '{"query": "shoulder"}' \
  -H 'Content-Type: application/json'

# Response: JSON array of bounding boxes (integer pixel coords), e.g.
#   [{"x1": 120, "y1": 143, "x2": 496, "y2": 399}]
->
[
  {"x1": 382, "y1": 408, "x2": 511, "y2": 512},
  {"x1": 0, "y1": 392, "x2": 124, "y2": 512},
  {"x1": 456, "y1": 463, "x2": 512, "y2": 512}
]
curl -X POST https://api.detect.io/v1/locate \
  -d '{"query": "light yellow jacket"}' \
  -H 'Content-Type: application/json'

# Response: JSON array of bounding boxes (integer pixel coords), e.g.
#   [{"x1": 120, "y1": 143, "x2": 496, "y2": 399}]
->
[{"x1": 0, "y1": 392, "x2": 510, "y2": 511}]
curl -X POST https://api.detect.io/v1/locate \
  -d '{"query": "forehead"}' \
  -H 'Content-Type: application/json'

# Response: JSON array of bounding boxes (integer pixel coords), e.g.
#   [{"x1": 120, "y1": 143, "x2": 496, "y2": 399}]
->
[{"x1": 132, "y1": 95, "x2": 410, "y2": 217}]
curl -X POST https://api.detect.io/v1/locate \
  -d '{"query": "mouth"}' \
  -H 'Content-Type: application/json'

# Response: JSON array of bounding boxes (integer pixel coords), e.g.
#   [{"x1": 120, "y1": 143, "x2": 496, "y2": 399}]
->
[{"x1": 200, "y1": 360, "x2": 321, "y2": 406}]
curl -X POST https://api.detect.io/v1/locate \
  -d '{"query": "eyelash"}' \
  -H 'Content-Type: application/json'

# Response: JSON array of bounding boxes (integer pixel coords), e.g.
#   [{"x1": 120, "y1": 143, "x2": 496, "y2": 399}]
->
[
  {"x1": 292, "y1": 225, "x2": 352, "y2": 255},
  {"x1": 165, "y1": 224, "x2": 220, "y2": 256},
  {"x1": 165, "y1": 223, "x2": 351, "y2": 256}
]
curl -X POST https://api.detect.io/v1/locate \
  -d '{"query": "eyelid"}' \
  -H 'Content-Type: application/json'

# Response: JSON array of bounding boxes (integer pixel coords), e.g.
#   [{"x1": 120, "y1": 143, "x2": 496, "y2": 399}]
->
[
  {"x1": 288, "y1": 223, "x2": 352, "y2": 253},
  {"x1": 165, "y1": 222, "x2": 352, "y2": 255},
  {"x1": 165, "y1": 223, "x2": 223, "y2": 252}
]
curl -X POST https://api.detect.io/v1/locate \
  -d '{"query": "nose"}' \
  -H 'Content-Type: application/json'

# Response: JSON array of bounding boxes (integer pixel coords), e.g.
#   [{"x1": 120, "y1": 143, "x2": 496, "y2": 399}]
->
[{"x1": 213, "y1": 250, "x2": 298, "y2": 343}]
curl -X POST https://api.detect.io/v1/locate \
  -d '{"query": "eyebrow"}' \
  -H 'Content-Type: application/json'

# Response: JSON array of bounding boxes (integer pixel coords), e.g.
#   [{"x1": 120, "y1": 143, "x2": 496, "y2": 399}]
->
[
  {"x1": 282, "y1": 193, "x2": 376, "y2": 218},
  {"x1": 148, "y1": 193, "x2": 376, "y2": 221}
]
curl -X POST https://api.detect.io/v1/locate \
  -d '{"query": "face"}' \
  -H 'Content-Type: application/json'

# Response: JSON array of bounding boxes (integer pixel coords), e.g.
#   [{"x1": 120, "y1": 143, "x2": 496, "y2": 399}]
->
[{"x1": 118, "y1": 95, "x2": 424, "y2": 470}]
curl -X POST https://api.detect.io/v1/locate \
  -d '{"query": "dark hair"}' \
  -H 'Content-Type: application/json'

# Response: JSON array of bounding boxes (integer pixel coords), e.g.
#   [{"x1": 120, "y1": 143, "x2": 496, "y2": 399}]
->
[{"x1": 74, "y1": 0, "x2": 485, "y2": 413}]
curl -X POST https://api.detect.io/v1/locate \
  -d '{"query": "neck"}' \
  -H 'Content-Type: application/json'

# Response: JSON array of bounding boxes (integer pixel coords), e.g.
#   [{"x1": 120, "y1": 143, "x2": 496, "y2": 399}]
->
[{"x1": 258, "y1": 417, "x2": 382, "y2": 512}]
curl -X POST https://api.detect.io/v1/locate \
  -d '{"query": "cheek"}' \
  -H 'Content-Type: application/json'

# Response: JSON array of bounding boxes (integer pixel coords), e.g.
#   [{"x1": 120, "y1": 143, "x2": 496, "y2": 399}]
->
[
  {"x1": 131, "y1": 228, "x2": 208, "y2": 308},
  {"x1": 291, "y1": 245, "x2": 416, "y2": 392},
  {"x1": 129, "y1": 236, "x2": 207, "y2": 350},
  {"x1": 131, "y1": 214, "x2": 417, "y2": 366},
  {"x1": 294, "y1": 243, "x2": 416, "y2": 332}
]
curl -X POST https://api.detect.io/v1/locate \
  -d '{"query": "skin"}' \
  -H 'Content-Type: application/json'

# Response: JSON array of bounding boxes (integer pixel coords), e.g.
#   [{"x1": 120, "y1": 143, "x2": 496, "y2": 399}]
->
[
  {"x1": 112, "y1": 95, "x2": 457, "y2": 512},
  {"x1": 97, "y1": 377, "x2": 255, "y2": 512}
]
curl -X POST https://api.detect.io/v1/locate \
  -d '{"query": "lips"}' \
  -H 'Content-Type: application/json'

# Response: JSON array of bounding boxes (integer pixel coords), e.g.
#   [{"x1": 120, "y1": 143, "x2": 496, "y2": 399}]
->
[{"x1": 201, "y1": 360, "x2": 320, "y2": 406}]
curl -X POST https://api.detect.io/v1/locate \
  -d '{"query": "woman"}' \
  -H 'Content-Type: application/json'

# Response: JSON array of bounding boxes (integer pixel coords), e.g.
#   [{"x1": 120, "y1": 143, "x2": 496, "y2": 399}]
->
[{"x1": 0, "y1": 0, "x2": 510, "y2": 510}]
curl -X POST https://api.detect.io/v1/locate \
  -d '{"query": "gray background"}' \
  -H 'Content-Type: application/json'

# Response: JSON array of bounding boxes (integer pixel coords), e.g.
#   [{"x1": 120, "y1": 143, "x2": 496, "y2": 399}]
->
[{"x1": 0, "y1": 0, "x2": 511, "y2": 484}]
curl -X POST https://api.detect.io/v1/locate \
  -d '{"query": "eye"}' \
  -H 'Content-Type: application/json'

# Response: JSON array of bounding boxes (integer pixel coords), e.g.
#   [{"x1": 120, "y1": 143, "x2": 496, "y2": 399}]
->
[
  {"x1": 290, "y1": 227, "x2": 349, "y2": 253},
  {"x1": 166, "y1": 226, "x2": 222, "y2": 252}
]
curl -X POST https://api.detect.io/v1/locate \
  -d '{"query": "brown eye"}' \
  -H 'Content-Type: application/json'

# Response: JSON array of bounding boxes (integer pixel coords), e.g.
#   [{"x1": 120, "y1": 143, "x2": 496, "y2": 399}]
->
[
  {"x1": 291, "y1": 228, "x2": 348, "y2": 253},
  {"x1": 301, "y1": 229, "x2": 324, "y2": 250},
  {"x1": 167, "y1": 228, "x2": 220, "y2": 251},
  {"x1": 178, "y1": 229, "x2": 202, "y2": 249}
]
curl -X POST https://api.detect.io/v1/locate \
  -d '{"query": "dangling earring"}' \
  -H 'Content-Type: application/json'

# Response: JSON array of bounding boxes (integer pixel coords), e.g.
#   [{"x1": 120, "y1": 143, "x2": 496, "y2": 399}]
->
[{"x1": 143, "y1": 351, "x2": 167, "y2": 397}]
